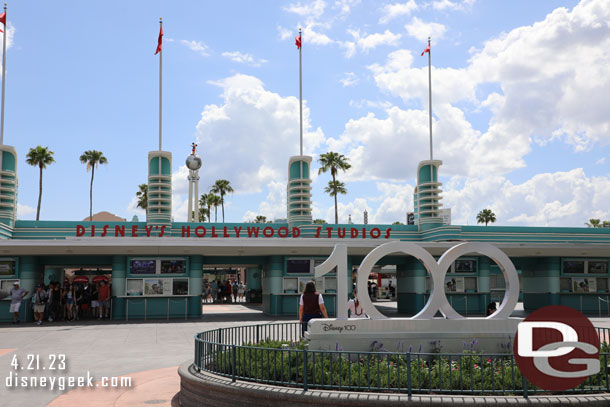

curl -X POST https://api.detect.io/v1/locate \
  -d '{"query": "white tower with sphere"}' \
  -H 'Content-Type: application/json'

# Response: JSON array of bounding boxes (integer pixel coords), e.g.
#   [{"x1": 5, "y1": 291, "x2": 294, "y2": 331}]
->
[{"x1": 186, "y1": 143, "x2": 202, "y2": 222}]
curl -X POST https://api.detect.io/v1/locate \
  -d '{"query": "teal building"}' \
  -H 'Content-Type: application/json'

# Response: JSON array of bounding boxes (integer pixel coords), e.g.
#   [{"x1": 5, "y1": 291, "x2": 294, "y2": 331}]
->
[{"x1": 1, "y1": 147, "x2": 610, "y2": 322}]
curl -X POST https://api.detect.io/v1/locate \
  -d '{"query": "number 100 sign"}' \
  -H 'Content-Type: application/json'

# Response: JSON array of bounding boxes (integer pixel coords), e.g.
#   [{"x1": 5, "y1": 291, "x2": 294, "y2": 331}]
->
[{"x1": 314, "y1": 241, "x2": 520, "y2": 321}]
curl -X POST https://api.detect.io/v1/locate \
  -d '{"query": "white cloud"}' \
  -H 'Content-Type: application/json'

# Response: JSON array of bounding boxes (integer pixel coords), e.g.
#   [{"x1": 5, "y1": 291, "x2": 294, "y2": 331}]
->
[
  {"x1": 340, "y1": 72, "x2": 359, "y2": 87},
  {"x1": 303, "y1": 24, "x2": 335, "y2": 45},
  {"x1": 404, "y1": 17, "x2": 447, "y2": 43},
  {"x1": 333, "y1": 0, "x2": 360, "y2": 15},
  {"x1": 180, "y1": 40, "x2": 210, "y2": 56},
  {"x1": 284, "y1": 0, "x2": 327, "y2": 19},
  {"x1": 222, "y1": 51, "x2": 267, "y2": 67},
  {"x1": 444, "y1": 169, "x2": 610, "y2": 227},
  {"x1": 379, "y1": 1, "x2": 418, "y2": 24},
  {"x1": 16, "y1": 203, "x2": 36, "y2": 219},
  {"x1": 277, "y1": 26, "x2": 293, "y2": 40},
  {"x1": 241, "y1": 180, "x2": 287, "y2": 222},
  {"x1": 348, "y1": 99, "x2": 392, "y2": 109},
  {"x1": 596, "y1": 157, "x2": 606, "y2": 165},
  {"x1": 196, "y1": 74, "x2": 325, "y2": 196},
  {"x1": 432, "y1": 0, "x2": 476, "y2": 11},
  {"x1": 347, "y1": 29, "x2": 402, "y2": 53}
]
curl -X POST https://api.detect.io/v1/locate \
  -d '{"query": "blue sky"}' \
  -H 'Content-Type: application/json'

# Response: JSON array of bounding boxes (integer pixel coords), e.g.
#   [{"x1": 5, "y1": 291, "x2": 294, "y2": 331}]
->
[{"x1": 8, "y1": 0, "x2": 610, "y2": 226}]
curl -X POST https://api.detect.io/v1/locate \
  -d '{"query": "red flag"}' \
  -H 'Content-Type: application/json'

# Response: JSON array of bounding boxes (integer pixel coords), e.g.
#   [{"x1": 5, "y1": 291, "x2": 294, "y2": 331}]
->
[
  {"x1": 155, "y1": 24, "x2": 163, "y2": 55},
  {"x1": 421, "y1": 44, "x2": 430, "y2": 56},
  {"x1": 0, "y1": 12, "x2": 6, "y2": 34},
  {"x1": 295, "y1": 35, "x2": 301, "y2": 49}
]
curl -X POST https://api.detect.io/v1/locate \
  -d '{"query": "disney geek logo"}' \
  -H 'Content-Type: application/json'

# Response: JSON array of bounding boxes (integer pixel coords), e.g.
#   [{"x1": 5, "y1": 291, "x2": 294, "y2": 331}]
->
[
  {"x1": 321, "y1": 323, "x2": 356, "y2": 333},
  {"x1": 514, "y1": 305, "x2": 600, "y2": 391}
]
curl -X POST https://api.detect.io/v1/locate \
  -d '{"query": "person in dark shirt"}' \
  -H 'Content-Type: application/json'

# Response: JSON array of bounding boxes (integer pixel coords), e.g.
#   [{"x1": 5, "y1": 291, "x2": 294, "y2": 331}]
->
[{"x1": 298, "y1": 281, "x2": 329, "y2": 336}]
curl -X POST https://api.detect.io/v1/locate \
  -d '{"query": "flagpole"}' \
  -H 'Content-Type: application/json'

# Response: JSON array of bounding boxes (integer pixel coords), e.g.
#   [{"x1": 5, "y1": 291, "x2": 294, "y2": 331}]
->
[
  {"x1": 158, "y1": 17, "x2": 163, "y2": 152},
  {"x1": 1, "y1": 3, "x2": 7, "y2": 145},
  {"x1": 427, "y1": 36, "x2": 432, "y2": 161},
  {"x1": 298, "y1": 27, "x2": 303, "y2": 157}
]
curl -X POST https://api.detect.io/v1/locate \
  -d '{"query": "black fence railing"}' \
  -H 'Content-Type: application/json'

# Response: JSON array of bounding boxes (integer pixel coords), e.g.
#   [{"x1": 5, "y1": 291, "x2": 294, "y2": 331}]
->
[{"x1": 193, "y1": 323, "x2": 610, "y2": 397}]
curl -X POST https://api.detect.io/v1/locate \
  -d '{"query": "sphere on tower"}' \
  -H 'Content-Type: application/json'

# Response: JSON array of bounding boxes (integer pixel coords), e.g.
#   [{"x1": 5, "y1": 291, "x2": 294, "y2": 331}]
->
[{"x1": 186, "y1": 154, "x2": 202, "y2": 170}]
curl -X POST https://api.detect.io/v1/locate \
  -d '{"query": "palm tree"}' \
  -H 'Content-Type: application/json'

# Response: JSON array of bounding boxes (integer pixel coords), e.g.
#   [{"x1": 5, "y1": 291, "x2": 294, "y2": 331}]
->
[
  {"x1": 585, "y1": 219, "x2": 601, "y2": 228},
  {"x1": 79, "y1": 150, "x2": 108, "y2": 221},
  {"x1": 318, "y1": 152, "x2": 351, "y2": 224},
  {"x1": 208, "y1": 193, "x2": 222, "y2": 223},
  {"x1": 25, "y1": 146, "x2": 55, "y2": 221},
  {"x1": 476, "y1": 209, "x2": 496, "y2": 226},
  {"x1": 210, "y1": 179, "x2": 234, "y2": 222},
  {"x1": 136, "y1": 184, "x2": 148, "y2": 210},
  {"x1": 199, "y1": 194, "x2": 210, "y2": 223},
  {"x1": 198, "y1": 207, "x2": 209, "y2": 222},
  {"x1": 254, "y1": 215, "x2": 267, "y2": 223}
]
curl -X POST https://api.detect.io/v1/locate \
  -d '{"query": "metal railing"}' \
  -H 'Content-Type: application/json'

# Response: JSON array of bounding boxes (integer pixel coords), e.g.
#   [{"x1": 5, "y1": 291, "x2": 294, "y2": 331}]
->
[{"x1": 193, "y1": 323, "x2": 610, "y2": 397}]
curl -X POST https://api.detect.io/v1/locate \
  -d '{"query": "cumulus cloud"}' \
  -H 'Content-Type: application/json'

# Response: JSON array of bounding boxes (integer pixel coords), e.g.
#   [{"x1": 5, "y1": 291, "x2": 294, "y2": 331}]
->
[
  {"x1": 195, "y1": 74, "x2": 325, "y2": 196},
  {"x1": 444, "y1": 169, "x2": 610, "y2": 227},
  {"x1": 404, "y1": 17, "x2": 447, "y2": 43},
  {"x1": 180, "y1": 40, "x2": 210, "y2": 56},
  {"x1": 241, "y1": 180, "x2": 287, "y2": 222},
  {"x1": 284, "y1": 0, "x2": 327, "y2": 19},
  {"x1": 222, "y1": 51, "x2": 267, "y2": 67},
  {"x1": 16, "y1": 203, "x2": 36, "y2": 219},
  {"x1": 346, "y1": 29, "x2": 402, "y2": 54},
  {"x1": 432, "y1": 0, "x2": 476, "y2": 11},
  {"x1": 379, "y1": 1, "x2": 418, "y2": 24},
  {"x1": 340, "y1": 72, "x2": 359, "y2": 87}
]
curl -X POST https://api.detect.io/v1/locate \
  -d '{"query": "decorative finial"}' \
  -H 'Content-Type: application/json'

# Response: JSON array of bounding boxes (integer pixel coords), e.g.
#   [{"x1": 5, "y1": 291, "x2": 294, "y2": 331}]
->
[
  {"x1": 160, "y1": 17, "x2": 163, "y2": 22},
  {"x1": 191, "y1": 142, "x2": 197, "y2": 155},
  {"x1": 299, "y1": 27, "x2": 302, "y2": 33}
]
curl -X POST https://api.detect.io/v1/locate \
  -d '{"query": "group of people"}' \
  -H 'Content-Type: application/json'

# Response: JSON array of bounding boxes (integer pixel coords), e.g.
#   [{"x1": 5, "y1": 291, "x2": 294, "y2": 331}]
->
[
  {"x1": 9, "y1": 279, "x2": 111, "y2": 325},
  {"x1": 203, "y1": 280, "x2": 246, "y2": 303}
]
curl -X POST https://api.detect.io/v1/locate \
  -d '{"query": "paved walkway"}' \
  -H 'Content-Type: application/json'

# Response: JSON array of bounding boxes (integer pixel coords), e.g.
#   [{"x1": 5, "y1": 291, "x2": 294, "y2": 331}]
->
[
  {"x1": 0, "y1": 304, "x2": 291, "y2": 407},
  {"x1": 1, "y1": 303, "x2": 610, "y2": 406}
]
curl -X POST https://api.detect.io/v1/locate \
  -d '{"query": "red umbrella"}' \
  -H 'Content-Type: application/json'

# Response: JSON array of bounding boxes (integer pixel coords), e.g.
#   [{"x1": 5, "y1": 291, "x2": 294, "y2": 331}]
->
[
  {"x1": 93, "y1": 275, "x2": 109, "y2": 282},
  {"x1": 73, "y1": 276, "x2": 89, "y2": 284}
]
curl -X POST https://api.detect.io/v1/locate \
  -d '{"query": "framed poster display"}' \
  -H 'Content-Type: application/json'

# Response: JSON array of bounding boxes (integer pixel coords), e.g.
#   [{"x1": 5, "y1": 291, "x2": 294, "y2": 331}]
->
[
  {"x1": 283, "y1": 277, "x2": 298, "y2": 293},
  {"x1": 0, "y1": 259, "x2": 16, "y2": 276},
  {"x1": 0, "y1": 279, "x2": 19, "y2": 290},
  {"x1": 160, "y1": 259, "x2": 186, "y2": 274},
  {"x1": 130, "y1": 260, "x2": 157, "y2": 275},
  {"x1": 172, "y1": 279, "x2": 189, "y2": 295},
  {"x1": 145, "y1": 279, "x2": 166, "y2": 295},
  {"x1": 126, "y1": 279, "x2": 143, "y2": 296}
]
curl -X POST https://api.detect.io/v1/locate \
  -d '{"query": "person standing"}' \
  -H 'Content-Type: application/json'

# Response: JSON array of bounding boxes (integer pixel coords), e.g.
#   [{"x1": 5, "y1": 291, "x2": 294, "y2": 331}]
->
[
  {"x1": 90, "y1": 282, "x2": 99, "y2": 319},
  {"x1": 98, "y1": 280, "x2": 110, "y2": 319},
  {"x1": 211, "y1": 280, "x2": 218, "y2": 303},
  {"x1": 33, "y1": 284, "x2": 47, "y2": 325},
  {"x1": 298, "y1": 281, "x2": 328, "y2": 337},
  {"x1": 9, "y1": 282, "x2": 28, "y2": 324},
  {"x1": 65, "y1": 284, "x2": 75, "y2": 321},
  {"x1": 347, "y1": 288, "x2": 367, "y2": 318},
  {"x1": 49, "y1": 282, "x2": 61, "y2": 321}
]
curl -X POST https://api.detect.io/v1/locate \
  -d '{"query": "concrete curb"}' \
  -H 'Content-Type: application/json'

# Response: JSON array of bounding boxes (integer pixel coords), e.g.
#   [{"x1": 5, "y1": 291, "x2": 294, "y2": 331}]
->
[{"x1": 178, "y1": 361, "x2": 610, "y2": 406}]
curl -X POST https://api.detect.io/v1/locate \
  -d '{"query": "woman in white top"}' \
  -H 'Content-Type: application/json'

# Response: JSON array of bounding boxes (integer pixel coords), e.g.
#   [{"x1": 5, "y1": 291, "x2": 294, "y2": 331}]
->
[{"x1": 347, "y1": 288, "x2": 367, "y2": 318}]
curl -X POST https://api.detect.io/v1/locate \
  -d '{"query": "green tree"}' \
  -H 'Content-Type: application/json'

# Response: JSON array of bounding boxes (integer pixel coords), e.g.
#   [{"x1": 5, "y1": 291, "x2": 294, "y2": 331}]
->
[
  {"x1": 254, "y1": 215, "x2": 267, "y2": 223},
  {"x1": 476, "y1": 209, "x2": 496, "y2": 226},
  {"x1": 25, "y1": 146, "x2": 55, "y2": 221},
  {"x1": 318, "y1": 152, "x2": 351, "y2": 224},
  {"x1": 585, "y1": 219, "x2": 601, "y2": 228},
  {"x1": 210, "y1": 179, "x2": 234, "y2": 223},
  {"x1": 199, "y1": 194, "x2": 211, "y2": 223},
  {"x1": 208, "y1": 193, "x2": 222, "y2": 223},
  {"x1": 136, "y1": 184, "x2": 148, "y2": 211},
  {"x1": 392, "y1": 221, "x2": 403, "y2": 225},
  {"x1": 198, "y1": 207, "x2": 209, "y2": 223},
  {"x1": 79, "y1": 150, "x2": 108, "y2": 221},
  {"x1": 313, "y1": 219, "x2": 327, "y2": 224}
]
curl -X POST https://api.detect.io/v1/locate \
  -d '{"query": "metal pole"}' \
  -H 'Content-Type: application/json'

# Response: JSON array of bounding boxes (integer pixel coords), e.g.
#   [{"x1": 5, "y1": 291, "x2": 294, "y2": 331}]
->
[
  {"x1": 427, "y1": 36, "x2": 432, "y2": 161},
  {"x1": 167, "y1": 297, "x2": 170, "y2": 320},
  {"x1": 1, "y1": 3, "x2": 7, "y2": 145},
  {"x1": 158, "y1": 18, "x2": 163, "y2": 151},
  {"x1": 126, "y1": 298, "x2": 129, "y2": 321},
  {"x1": 298, "y1": 28, "x2": 303, "y2": 156}
]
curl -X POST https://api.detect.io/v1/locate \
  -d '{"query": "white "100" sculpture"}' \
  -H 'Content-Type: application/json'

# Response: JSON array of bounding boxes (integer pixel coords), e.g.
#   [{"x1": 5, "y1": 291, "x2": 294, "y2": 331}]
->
[{"x1": 315, "y1": 241, "x2": 520, "y2": 320}]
